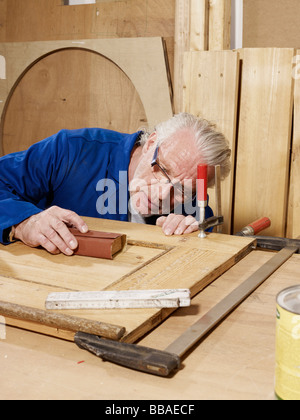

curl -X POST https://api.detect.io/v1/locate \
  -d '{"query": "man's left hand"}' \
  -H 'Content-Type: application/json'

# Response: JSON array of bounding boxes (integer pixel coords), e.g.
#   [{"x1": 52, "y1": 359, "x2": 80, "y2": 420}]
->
[{"x1": 156, "y1": 214, "x2": 198, "y2": 236}]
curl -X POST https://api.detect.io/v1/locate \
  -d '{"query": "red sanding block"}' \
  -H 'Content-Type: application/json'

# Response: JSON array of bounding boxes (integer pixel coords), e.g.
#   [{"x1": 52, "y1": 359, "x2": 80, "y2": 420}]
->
[{"x1": 69, "y1": 228, "x2": 126, "y2": 259}]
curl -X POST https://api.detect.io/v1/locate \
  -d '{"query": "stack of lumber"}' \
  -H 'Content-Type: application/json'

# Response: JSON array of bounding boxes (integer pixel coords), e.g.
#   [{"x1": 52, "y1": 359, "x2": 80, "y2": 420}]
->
[
  {"x1": 176, "y1": 1, "x2": 298, "y2": 239},
  {"x1": 182, "y1": 48, "x2": 297, "y2": 239}
]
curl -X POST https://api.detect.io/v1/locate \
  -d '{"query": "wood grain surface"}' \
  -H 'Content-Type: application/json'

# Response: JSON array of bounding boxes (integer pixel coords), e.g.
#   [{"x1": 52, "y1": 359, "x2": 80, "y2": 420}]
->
[
  {"x1": 2, "y1": 249, "x2": 300, "y2": 400},
  {"x1": 0, "y1": 37, "x2": 173, "y2": 155},
  {"x1": 0, "y1": 217, "x2": 255, "y2": 343},
  {"x1": 183, "y1": 50, "x2": 239, "y2": 233},
  {"x1": 234, "y1": 48, "x2": 294, "y2": 237}
]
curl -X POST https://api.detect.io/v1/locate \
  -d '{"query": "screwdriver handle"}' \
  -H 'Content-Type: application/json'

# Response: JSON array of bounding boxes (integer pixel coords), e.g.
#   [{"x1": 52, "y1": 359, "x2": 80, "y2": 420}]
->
[{"x1": 236, "y1": 217, "x2": 271, "y2": 236}]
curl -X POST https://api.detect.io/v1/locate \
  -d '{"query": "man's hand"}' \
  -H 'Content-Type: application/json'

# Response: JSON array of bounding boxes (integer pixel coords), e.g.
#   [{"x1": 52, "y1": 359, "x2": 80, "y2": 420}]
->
[
  {"x1": 14, "y1": 206, "x2": 89, "y2": 256},
  {"x1": 156, "y1": 214, "x2": 198, "y2": 236}
]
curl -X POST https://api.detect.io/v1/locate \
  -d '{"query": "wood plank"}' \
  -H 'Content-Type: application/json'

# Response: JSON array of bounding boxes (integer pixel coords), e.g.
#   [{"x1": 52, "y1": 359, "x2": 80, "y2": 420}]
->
[
  {"x1": 234, "y1": 48, "x2": 294, "y2": 237},
  {"x1": 84, "y1": 217, "x2": 255, "y2": 255},
  {"x1": 0, "y1": 300, "x2": 125, "y2": 340},
  {"x1": 287, "y1": 50, "x2": 300, "y2": 238},
  {"x1": 0, "y1": 217, "x2": 255, "y2": 343},
  {"x1": 0, "y1": 37, "x2": 173, "y2": 155},
  {"x1": 0, "y1": 242, "x2": 164, "y2": 290},
  {"x1": 208, "y1": 0, "x2": 231, "y2": 51},
  {"x1": 174, "y1": 0, "x2": 190, "y2": 113},
  {"x1": 174, "y1": 0, "x2": 210, "y2": 113},
  {"x1": 190, "y1": 0, "x2": 209, "y2": 52},
  {"x1": 183, "y1": 50, "x2": 240, "y2": 233}
]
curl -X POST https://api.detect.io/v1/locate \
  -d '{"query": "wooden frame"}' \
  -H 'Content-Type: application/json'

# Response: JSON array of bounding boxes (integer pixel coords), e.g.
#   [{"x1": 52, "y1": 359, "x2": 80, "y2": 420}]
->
[{"x1": 0, "y1": 217, "x2": 255, "y2": 343}]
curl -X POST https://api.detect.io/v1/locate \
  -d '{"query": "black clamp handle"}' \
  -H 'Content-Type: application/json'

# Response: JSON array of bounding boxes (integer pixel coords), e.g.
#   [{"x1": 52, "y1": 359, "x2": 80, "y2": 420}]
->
[{"x1": 74, "y1": 332, "x2": 181, "y2": 377}]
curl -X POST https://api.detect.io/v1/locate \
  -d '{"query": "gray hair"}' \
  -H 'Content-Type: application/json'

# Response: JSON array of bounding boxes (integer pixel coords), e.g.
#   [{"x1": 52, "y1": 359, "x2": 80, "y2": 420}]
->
[{"x1": 139, "y1": 113, "x2": 231, "y2": 187}]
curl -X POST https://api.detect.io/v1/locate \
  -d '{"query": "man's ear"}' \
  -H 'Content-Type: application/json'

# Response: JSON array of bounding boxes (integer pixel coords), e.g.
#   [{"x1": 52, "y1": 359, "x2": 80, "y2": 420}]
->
[{"x1": 142, "y1": 131, "x2": 157, "y2": 154}]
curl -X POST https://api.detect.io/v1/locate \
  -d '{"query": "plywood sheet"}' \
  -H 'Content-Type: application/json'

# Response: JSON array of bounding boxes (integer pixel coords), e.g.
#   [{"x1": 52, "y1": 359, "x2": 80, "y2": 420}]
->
[
  {"x1": 1, "y1": 49, "x2": 147, "y2": 155},
  {"x1": 0, "y1": 217, "x2": 255, "y2": 343},
  {"x1": 0, "y1": 0, "x2": 175, "y2": 92},
  {"x1": 208, "y1": 0, "x2": 231, "y2": 51},
  {"x1": 243, "y1": 0, "x2": 300, "y2": 49},
  {"x1": 287, "y1": 50, "x2": 300, "y2": 238},
  {"x1": 234, "y1": 48, "x2": 294, "y2": 237},
  {"x1": 183, "y1": 50, "x2": 240, "y2": 234},
  {"x1": 0, "y1": 37, "x2": 173, "y2": 155}
]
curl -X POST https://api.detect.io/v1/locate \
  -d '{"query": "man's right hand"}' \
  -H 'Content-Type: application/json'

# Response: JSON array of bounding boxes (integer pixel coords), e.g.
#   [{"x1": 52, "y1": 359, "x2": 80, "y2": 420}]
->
[{"x1": 14, "y1": 206, "x2": 89, "y2": 256}]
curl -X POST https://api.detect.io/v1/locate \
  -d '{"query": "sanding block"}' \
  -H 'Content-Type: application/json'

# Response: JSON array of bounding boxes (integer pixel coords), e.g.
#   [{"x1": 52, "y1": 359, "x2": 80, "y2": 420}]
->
[{"x1": 69, "y1": 228, "x2": 126, "y2": 259}]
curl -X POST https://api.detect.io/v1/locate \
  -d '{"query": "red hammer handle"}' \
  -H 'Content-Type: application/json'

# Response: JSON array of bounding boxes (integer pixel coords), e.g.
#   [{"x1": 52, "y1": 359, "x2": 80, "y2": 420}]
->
[{"x1": 197, "y1": 164, "x2": 208, "y2": 204}]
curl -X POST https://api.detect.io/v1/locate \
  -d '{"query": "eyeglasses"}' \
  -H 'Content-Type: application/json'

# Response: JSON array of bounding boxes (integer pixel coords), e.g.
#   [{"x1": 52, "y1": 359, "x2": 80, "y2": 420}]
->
[{"x1": 150, "y1": 144, "x2": 188, "y2": 201}]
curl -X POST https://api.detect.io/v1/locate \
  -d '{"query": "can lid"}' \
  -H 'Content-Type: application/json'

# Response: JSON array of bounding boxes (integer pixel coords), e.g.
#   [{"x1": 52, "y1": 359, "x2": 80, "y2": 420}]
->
[{"x1": 277, "y1": 285, "x2": 300, "y2": 314}]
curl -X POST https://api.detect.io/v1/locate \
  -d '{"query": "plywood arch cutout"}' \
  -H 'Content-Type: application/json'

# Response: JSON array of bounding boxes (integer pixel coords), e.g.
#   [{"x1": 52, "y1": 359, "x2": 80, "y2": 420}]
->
[
  {"x1": 2, "y1": 48, "x2": 147, "y2": 154},
  {"x1": 0, "y1": 38, "x2": 173, "y2": 155}
]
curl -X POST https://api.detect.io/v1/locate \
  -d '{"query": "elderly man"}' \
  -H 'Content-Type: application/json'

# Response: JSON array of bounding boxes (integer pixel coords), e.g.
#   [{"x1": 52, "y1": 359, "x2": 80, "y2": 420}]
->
[{"x1": 0, "y1": 113, "x2": 231, "y2": 256}]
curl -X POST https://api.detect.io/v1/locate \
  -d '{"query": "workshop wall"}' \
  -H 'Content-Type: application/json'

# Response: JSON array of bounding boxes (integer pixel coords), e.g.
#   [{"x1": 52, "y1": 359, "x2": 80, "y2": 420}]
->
[
  {"x1": 243, "y1": 0, "x2": 300, "y2": 49},
  {"x1": 0, "y1": 37, "x2": 173, "y2": 154},
  {"x1": 0, "y1": 1, "x2": 174, "y2": 153},
  {"x1": 0, "y1": 0, "x2": 175, "y2": 82}
]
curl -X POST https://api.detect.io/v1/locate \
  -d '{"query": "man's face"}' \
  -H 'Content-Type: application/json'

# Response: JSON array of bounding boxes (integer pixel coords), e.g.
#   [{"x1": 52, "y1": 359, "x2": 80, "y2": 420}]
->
[{"x1": 129, "y1": 130, "x2": 207, "y2": 217}]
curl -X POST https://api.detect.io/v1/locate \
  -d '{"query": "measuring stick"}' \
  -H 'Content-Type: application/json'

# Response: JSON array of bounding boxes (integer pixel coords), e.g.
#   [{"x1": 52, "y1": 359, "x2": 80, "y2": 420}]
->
[{"x1": 46, "y1": 289, "x2": 191, "y2": 310}]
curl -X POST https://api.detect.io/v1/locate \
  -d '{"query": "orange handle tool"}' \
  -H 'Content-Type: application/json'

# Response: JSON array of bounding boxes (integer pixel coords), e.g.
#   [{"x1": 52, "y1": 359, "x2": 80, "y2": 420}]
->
[
  {"x1": 197, "y1": 164, "x2": 208, "y2": 206},
  {"x1": 238, "y1": 217, "x2": 271, "y2": 236}
]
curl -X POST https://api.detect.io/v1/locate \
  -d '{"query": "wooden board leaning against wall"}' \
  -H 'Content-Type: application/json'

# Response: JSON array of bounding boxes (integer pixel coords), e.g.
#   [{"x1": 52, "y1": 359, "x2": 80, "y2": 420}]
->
[
  {"x1": 0, "y1": 38, "x2": 173, "y2": 156},
  {"x1": 0, "y1": 0, "x2": 175, "y2": 89},
  {"x1": 174, "y1": 0, "x2": 232, "y2": 114},
  {"x1": 183, "y1": 50, "x2": 239, "y2": 235},
  {"x1": 234, "y1": 48, "x2": 295, "y2": 238},
  {"x1": 182, "y1": 48, "x2": 298, "y2": 238}
]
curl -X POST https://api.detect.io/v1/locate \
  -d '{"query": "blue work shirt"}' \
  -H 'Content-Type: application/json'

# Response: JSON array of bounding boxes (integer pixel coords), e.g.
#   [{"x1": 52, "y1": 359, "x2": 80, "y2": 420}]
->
[{"x1": 0, "y1": 128, "x2": 213, "y2": 244}]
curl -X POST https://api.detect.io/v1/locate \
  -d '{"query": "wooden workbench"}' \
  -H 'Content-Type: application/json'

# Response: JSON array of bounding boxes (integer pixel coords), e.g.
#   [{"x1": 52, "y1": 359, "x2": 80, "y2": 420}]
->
[{"x1": 0, "y1": 219, "x2": 299, "y2": 400}]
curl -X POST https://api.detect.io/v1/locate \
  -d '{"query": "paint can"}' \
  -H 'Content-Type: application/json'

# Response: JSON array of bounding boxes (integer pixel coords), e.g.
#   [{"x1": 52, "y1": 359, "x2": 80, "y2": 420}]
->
[{"x1": 275, "y1": 285, "x2": 300, "y2": 400}]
